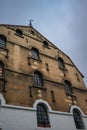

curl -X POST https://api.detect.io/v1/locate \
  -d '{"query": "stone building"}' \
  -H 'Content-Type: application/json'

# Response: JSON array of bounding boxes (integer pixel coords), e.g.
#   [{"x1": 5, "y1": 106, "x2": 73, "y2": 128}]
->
[{"x1": 0, "y1": 24, "x2": 87, "y2": 130}]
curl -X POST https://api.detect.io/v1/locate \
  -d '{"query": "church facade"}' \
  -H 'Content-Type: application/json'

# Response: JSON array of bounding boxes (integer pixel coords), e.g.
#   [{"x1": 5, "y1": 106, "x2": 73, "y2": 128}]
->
[{"x1": 0, "y1": 24, "x2": 87, "y2": 130}]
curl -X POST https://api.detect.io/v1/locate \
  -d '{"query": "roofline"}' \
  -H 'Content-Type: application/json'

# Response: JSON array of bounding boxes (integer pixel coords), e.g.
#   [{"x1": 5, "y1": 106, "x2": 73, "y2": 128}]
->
[
  {"x1": 0, "y1": 24, "x2": 84, "y2": 78},
  {"x1": 0, "y1": 24, "x2": 31, "y2": 28}
]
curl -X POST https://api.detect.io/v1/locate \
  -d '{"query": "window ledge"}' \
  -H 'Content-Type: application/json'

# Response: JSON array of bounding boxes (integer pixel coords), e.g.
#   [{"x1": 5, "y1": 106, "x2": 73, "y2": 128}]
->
[
  {"x1": 66, "y1": 92, "x2": 72, "y2": 96},
  {"x1": 43, "y1": 45, "x2": 50, "y2": 49},
  {"x1": 66, "y1": 93, "x2": 76, "y2": 97},
  {"x1": 71, "y1": 93, "x2": 76, "y2": 97},
  {"x1": 59, "y1": 66, "x2": 67, "y2": 71},
  {"x1": 0, "y1": 46, "x2": 9, "y2": 51},
  {"x1": 38, "y1": 124, "x2": 51, "y2": 128},
  {"x1": 32, "y1": 85, "x2": 47, "y2": 90},
  {"x1": 15, "y1": 33, "x2": 24, "y2": 38},
  {"x1": 30, "y1": 57, "x2": 42, "y2": 62},
  {"x1": 0, "y1": 77, "x2": 7, "y2": 82},
  {"x1": 0, "y1": 77, "x2": 6, "y2": 81}
]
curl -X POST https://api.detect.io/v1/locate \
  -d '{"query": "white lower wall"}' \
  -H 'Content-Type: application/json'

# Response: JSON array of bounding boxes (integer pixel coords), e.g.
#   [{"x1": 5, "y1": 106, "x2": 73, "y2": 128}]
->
[{"x1": 0, "y1": 104, "x2": 87, "y2": 130}]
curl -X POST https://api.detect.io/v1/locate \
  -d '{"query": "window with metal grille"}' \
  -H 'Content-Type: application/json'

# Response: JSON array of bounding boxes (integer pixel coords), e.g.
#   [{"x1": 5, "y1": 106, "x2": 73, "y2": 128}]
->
[
  {"x1": 58, "y1": 57, "x2": 65, "y2": 68},
  {"x1": 0, "y1": 35, "x2": 6, "y2": 47},
  {"x1": 73, "y1": 109, "x2": 85, "y2": 129},
  {"x1": 64, "y1": 80, "x2": 72, "y2": 95},
  {"x1": 32, "y1": 48, "x2": 39, "y2": 59},
  {"x1": 37, "y1": 103, "x2": 50, "y2": 127},
  {"x1": 33, "y1": 71, "x2": 43, "y2": 87},
  {"x1": 0, "y1": 61, "x2": 4, "y2": 78}
]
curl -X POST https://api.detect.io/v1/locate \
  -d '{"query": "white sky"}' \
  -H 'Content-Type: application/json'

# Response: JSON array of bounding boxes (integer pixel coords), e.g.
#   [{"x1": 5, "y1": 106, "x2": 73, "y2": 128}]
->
[{"x1": 0, "y1": 0, "x2": 87, "y2": 86}]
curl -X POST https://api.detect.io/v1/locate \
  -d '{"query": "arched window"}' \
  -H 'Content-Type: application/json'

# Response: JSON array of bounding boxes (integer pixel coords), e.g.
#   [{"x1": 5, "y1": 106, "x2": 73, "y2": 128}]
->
[
  {"x1": 73, "y1": 109, "x2": 85, "y2": 129},
  {"x1": 31, "y1": 47, "x2": 39, "y2": 59},
  {"x1": 64, "y1": 80, "x2": 72, "y2": 95},
  {"x1": 33, "y1": 71, "x2": 43, "y2": 87},
  {"x1": 16, "y1": 29, "x2": 23, "y2": 36},
  {"x1": 0, "y1": 61, "x2": 4, "y2": 78},
  {"x1": 0, "y1": 35, "x2": 6, "y2": 47},
  {"x1": 58, "y1": 57, "x2": 65, "y2": 68},
  {"x1": 37, "y1": 103, "x2": 50, "y2": 127}
]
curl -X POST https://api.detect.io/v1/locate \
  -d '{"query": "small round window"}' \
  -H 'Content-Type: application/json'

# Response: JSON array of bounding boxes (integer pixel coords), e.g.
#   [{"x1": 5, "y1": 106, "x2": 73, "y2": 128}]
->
[
  {"x1": 30, "y1": 30, "x2": 35, "y2": 35},
  {"x1": 16, "y1": 29, "x2": 23, "y2": 36},
  {"x1": 43, "y1": 41, "x2": 48, "y2": 47}
]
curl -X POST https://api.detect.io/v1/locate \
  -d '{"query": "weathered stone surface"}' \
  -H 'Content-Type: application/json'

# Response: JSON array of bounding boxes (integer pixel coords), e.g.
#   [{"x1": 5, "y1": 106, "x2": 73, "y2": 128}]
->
[{"x1": 0, "y1": 24, "x2": 87, "y2": 114}]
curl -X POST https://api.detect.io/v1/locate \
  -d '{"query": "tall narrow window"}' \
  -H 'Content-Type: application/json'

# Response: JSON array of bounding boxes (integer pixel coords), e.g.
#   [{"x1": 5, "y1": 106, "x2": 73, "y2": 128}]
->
[
  {"x1": 0, "y1": 61, "x2": 4, "y2": 78},
  {"x1": 58, "y1": 57, "x2": 65, "y2": 68},
  {"x1": 37, "y1": 103, "x2": 50, "y2": 127},
  {"x1": 76, "y1": 73, "x2": 80, "y2": 81},
  {"x1": 73, "y1": 109, "x2": 85, "y2": 129},
  {"x1": 64, "y1": 80, "x2": 72, "y2": 96},
  {"x1": 51, "y1": 90, "x2": 55, "y2": 102},
  {"x1": 33, "y1": 71, "x2": 43, "y2": 87},
  {"x1": 0, "y1": 35, "x2": 6, "y2": 47},
  {"x1": 31, "y1": 48, "x2": 39, "y2": 59},
  {"x1": 45, "y1": 63, "x2": 49, "y2": 71}
]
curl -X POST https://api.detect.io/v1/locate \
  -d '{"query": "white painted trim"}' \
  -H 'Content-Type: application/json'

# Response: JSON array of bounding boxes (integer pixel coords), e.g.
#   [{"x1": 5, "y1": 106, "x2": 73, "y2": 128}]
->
[
  {"x1": 0, "y1": 93, "x2": 6, "y2": 105},
  {"x1": 0, "y1": 123, "x2": 3, "y2": 129},
  {"x1": 70, "y1": 105, "x2": 84, "y2": 115},
  {"x1": 1, "y1": 104, "x2": 36, "y2": 111},
  {"x1": 50, "y1": 110, "x2": 72, "y2": 116},
  {"x1": 33, "y1": 99, "x2": 52, "y2": 111},
  {"x1": 1, "y1": 104, "x2": 73, "y2": 116},
  {"x1": 1, "y1": 99, "x2": 87, "y2": 117}
]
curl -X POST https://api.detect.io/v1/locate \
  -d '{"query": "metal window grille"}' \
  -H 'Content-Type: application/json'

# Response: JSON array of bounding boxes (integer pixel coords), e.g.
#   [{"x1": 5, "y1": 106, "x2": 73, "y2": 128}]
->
[
  {"x1": 32, "y1": 48, "x2": 39, "y2": 59},
  {"x1": 65, "y1": 80, "x2": 72, "y2": 95},
  {"x1": 37, "y1": 104, "x2": 49, "y2": 127},
  {"x1": 58, "y1": 57, "x2": 65, "y2": 68},
  {"x1": 33, "y1": 72, "x2": 42, "y2": 87},
  {"x1": 73, "y1": 109, "x2": 85, "y2": 129}
]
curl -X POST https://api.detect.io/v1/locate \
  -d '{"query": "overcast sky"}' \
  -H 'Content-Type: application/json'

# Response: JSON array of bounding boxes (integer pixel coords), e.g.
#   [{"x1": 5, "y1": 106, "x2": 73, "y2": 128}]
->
[{"x1": 0, "y1": 0, "x2": 87, "y2": 86}]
